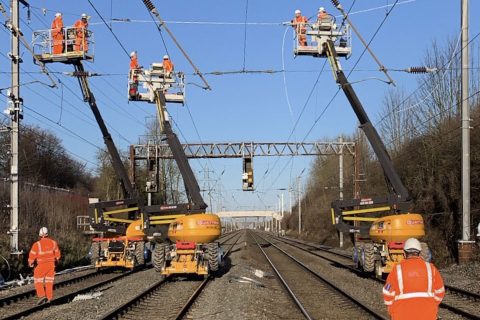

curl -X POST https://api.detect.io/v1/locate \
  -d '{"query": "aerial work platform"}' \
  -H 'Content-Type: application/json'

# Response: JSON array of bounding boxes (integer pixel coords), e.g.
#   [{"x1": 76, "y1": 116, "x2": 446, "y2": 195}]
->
[
  {"x1": 294, "y1": 17, "x2": 351, "y2": 58},
  {"x1": 32, "y1": 27, "x2": 94, "y2": 64},
  {"x1": 129, "y1": 63, "x2": 185, "y2": 105}
]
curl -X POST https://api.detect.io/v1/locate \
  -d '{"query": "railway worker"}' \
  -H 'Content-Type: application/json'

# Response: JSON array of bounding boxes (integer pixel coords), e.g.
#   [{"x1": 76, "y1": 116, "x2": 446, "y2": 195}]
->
[
  {"x1": 74, "y1": 13, "x2": 89, "y2": 52},
  {"x1": 130, "y1": 51, "x2": 140, "y2": 70},
  {"x1": 317, "y1": 7, "x2": 328, "y2": 22},
  {"x1": 291, "y1": 9, "x2": 308, "y2": 46},
  {"x1": 163, "y1": 55, "x2": 174, "y2": 74},
  {"x1": 28, "y1": 227, "x2": 61, "y2": 305},
  {"x1": 51, "y1": 12, "x2": 64, "y2": 54},
  {"x1": 129, "y1": 51, "x2": 141, "y2": 98},
  {"x1": 382, "y1": 238, "x2": 444, "y2": 320}
]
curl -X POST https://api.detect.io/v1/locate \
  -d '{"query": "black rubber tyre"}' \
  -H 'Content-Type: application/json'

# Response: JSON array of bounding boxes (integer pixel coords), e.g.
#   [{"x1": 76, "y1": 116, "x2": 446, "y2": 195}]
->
[
  {"x1": 206, "y1": 242, "x2": 219, "y2": 273},
  {"x1": 90, "y1": 242, "x2": 100, "y2": 266},
  {"x1": 152, "y1": 243, "x2": 165, "y2": 273},
  {"x1": 352, "y1": 244, "x2": 361, "y2": 269},
  {"x1": 134, "y1": 241, "x2": 145, "y2": 267},
  {"x1": 363, "y1": 243, "x2": 375, "y2": 273},
  {"x1": 420, "y1": 242, "x2": 431, "y2": 262}
]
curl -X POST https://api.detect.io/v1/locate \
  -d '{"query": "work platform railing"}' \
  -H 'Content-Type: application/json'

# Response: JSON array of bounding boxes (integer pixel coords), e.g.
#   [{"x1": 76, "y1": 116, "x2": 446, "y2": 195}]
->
[
  {"x1": 293, "y1": 15, "x2": 351, "y2": 58},
  {"x1": 129, "y1": 63, "x2": 185, "y2": 104},
  {"x1": 32, "y1": 27, "x2": 94, "y2": 63}
]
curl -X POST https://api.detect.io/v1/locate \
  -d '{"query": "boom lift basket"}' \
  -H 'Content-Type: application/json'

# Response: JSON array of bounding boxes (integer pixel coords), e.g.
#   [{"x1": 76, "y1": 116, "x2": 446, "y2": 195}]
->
[
  {"x1": 32, "y1": 27, "x2": 94, "y2": 63},
  {"x1": 294, "y1": 19, "x2": 351, "y2": 58},
  {"x1": 128, "y1": 63, "x2": 185, "y2": 104}
]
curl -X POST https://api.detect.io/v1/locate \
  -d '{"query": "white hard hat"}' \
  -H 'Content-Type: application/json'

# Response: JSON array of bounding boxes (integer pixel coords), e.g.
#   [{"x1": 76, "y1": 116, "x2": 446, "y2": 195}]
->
[
  {"x1": 81, "y1": 13, "x2": 87, "y2": 19},
  {"x1": 130, "y1": 51, "x2": 137, "y2": 57},
  {"x1": 404, "y1": 238, "x2": 422, "y2": 252},
  {"x1": 319, "y1": 7, "x2": 325, "y2": 12},
  {"x1": 39, "y1": 227, "x2": 48, "y2": 237},
  {"x1": 55, "y1": 12, "x2": 62, "y2": 17},
  {"x1": 163, "y1": 55, "x2": 169, "y2": 59},
  {"x1": 295, "y1": 9, "x2": 301, "y2": 14}
]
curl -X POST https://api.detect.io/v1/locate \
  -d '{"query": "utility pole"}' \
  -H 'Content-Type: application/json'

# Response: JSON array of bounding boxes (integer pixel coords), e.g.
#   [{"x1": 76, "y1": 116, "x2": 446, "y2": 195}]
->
[
  {"x1": 297, "y1": 176, "x2": 302, "y2": 235},
  {"x1": 7, "y1": 0, "x2": 22, "y2": 255},
  {"x1": 339, "y1": 136, "x2": 344, "y2": 248},
  {"x1": 459, "y1": 0, "x2": 475, "y2": 263},
  {"x1": 280, "y1": 193, "x2": 284, "y2": 235}
]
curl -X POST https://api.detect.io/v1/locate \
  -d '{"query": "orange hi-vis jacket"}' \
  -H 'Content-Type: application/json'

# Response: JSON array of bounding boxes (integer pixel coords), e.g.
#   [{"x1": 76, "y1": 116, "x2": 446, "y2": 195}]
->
[
  {"x1": 292, "y1": 15, "x2": 308, "y2": 32},
  {"x1": 51, "y1": 17, "x2": 63, "y2": 36},
  {"x1": 383, "y1": 256, "x2": 445, "y2": 320},
  {"x1": 28, "y1": 237, "x2": 61, "y2": 266},
  {"x1": 163, "y1": 59, "x2": 174, "y2": 73},
  {"x1": 130, "y1": 56, "x2": 139, "y2": 70}
]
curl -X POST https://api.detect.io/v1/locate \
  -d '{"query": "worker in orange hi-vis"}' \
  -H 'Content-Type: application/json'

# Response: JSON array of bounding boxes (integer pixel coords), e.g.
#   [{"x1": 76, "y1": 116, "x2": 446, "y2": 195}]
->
[
  {"x1": 74, "y1": 13, "x2": 89, "y2": 52},
  {"x1": 383, "y1": 238, "x2": 445, "y2": 320},
  {"x1": 51, "y1": 12, "x2": 64, "y2": 54},
  {"x1": 130, "y1": 51, "x2": 140, "y2": 70},
  {"x1": 291, "y1": 9, "x2": 308, "y2": 46},
  {"x1": 28, "y1": 227, "x2": 61, "y2": 305},
  {"x1": 163, "y1": 55, "x2": 174, "y2": 74},
  {"x1": 129, "y1": 51, "x2": 142, "y2": 99}
]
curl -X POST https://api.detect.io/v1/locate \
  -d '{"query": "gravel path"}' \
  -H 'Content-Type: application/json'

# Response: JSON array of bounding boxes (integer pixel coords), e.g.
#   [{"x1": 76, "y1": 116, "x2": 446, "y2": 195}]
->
[
  {"x1": 441, "y1": 261, "x2": 480, "y2": 294},
  {"x1": 186, "y1": 230, "x2": 303, "y2": 320}
]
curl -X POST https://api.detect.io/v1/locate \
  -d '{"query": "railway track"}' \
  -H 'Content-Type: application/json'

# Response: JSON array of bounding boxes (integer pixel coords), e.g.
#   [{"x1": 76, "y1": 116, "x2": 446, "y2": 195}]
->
[
  {"x1": 0, "y1": 268, "x2": 141, "y2": 320},
  {"x1": 0, "y1": 268, "x2": 97, "y2": 308},
  {"x1": 270, "y1": 233, "x2": 480, "y2": 320},
  {"x1": 100, "y1": 230, "x2": 243, "y2": 320},
  {"x1": 250, "y1": 231, "x2": 388, "y2": 320}
]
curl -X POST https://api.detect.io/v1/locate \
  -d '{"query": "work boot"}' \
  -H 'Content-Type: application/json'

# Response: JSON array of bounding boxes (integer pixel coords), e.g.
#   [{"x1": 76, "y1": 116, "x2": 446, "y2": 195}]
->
[{"x1": 37, "y1": 297, "x2": 47, "y2": 305}]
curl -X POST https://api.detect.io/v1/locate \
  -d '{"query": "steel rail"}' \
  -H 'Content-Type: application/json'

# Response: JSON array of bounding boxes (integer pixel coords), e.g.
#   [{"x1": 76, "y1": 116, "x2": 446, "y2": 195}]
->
[
  {"x1": 270, "y1": 234, "x2": 480, "y2": 320},
  {"x1": 101, "y1": 231, "x2": 243, "y2": 320},
  {"x1": 253, "y1": 231, "x2": 388, "y2": 320}
]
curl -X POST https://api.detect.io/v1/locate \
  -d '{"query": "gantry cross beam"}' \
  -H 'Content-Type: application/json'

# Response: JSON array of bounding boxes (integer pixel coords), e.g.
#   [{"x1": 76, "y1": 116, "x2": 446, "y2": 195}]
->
[{"x1": 130, "y1": 141, "x2": 356, "y2": 159}]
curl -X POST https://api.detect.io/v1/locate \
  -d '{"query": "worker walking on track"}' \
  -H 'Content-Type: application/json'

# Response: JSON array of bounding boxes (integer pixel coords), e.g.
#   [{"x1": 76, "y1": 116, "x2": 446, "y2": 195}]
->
[
  {"x1": 74, "y1": 13, "x2": 89, "y2": 52},
  {"x1": 51, "y1": 12, "x2": 64, "y2": 54},
  {"x1": 28, "y1": 227, "x2": 61, "y2": 305},
  {"x1": 163, "y1": 55, "x2": 174, "y2": 74},
  {"x1": 291, "y1": 9, "x2": 308, "y2": 46},
  {"x1": 382, "y1": 238, "x2": 444, "y2": 320}
]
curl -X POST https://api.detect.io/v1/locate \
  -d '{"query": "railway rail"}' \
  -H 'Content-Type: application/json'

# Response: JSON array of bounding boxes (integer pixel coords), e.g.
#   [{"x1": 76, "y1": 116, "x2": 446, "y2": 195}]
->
[
  {"x1": 250, "y1": 231, "x2": 388, "y2": 320},
  {"x1": 269, "y1": 233, "x2": 480, "y2": 320},
  {"x1": 0, "y1": 269, "x2": 139, "y2": 320},
  {"x1": 0, "y1": 268, "x2": 97, "y2": 307},
  {"x1": 100, "y1": 230, "x2": 243, "y2": 320}
]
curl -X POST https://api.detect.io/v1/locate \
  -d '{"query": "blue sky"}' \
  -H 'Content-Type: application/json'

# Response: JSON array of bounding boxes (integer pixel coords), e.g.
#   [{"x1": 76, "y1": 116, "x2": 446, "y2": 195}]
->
[{"x1": 1, "y1": 0, "x2": 479, "y2": 213}]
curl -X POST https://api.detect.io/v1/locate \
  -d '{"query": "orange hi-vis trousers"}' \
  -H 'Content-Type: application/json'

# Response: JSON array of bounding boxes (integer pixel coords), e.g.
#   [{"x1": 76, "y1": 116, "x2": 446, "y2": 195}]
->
[{"x1": 33, "y1": 262, "x2": 55, "y2": 300}]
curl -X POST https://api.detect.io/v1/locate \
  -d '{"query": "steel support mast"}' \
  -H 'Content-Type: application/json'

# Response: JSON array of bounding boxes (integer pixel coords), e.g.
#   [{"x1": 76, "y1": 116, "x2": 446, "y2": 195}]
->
[
  {"x1": 8, "y1": 0, "x2": 21, "y2": 255},
  {"x1": 459, "y1": 0, "x2": 474, "y2": 263}
]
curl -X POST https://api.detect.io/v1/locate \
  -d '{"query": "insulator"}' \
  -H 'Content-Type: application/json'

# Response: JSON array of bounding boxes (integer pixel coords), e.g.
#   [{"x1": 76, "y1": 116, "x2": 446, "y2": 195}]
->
[
  {"x1": 72, "y1": 71, "x2": 90, "y2": 77},
  {"x1": 407, "y1": 67, "x2": 429, "y2": 74},
  {"x1": 331, "y1": 0, "x2": 341, "y2": 7},
  {"x1": 142, "y1": 0, "x2": 155, "y2": 11}
]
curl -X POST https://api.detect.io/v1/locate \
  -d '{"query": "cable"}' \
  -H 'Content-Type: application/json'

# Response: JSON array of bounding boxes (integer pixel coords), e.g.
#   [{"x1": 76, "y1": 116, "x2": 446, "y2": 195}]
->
[
  {"x1": 376, "y1": 30, "x2": 480, "y2": 123},
  {"x1": 87, "y1": 0, "x2": 130, "y2": 58},
  {"x1": 242, "y1": 0, "x2": 249, "y2": 71},
  {"x1": 385, "y1": 89, "x2": 480, "y2": 148},
  {"x1": 22, "y1": 105, "x2": 103, "y2": 151}
]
